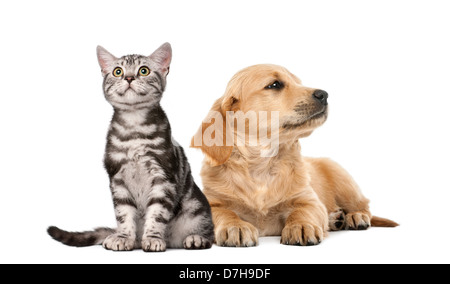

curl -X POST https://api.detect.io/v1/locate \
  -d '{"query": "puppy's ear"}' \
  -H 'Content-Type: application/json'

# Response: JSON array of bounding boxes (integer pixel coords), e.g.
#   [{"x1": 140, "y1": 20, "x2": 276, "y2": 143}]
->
[{"x1": 191, "y1": 96, "x2": 235, "y2": 167}]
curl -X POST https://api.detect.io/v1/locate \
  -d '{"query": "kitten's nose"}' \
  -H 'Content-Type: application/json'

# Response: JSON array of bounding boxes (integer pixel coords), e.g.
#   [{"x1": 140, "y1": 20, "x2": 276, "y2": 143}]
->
[{"x1": 125, "y1": 76, "x2": 135, "y2": 84}]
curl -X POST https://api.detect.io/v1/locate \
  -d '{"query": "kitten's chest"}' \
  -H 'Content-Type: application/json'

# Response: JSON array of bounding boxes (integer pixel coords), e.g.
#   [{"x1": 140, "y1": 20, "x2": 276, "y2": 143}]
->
[
  {"x1": 120, "y1": 160, "x2": 154, "y2": 186},
  {"x1": 115, "y1": 154, "x2": 166, "y2": 210},
  {"x1": 106, "y1": 129, "x2": 168, "y2": 193},
  {"x1": 105, "y1": 108, "x2": 172, "y2": 191},
  {"x1": 119, "y1": 144, "x2": 164, "y2": 183}
]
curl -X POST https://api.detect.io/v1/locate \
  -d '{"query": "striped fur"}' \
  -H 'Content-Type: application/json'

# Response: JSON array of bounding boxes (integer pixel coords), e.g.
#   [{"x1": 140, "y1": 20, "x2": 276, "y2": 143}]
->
[
  {"x1": 48, "y1": 43, "x2": 214, "y2": 251},
  {"x1": 47, "y1": 226, "x2": 115, "y2": 247}
]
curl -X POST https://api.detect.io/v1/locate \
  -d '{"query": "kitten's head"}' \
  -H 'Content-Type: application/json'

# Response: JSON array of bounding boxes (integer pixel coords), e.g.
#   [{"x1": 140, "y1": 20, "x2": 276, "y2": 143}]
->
[{"x1": 97, "y1": 43, "x2": 172, "y2": 110}]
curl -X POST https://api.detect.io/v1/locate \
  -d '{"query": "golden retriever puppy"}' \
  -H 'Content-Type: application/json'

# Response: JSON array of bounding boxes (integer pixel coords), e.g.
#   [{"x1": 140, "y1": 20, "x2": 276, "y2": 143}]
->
[{"x1": 191, "y1": 64, "x2": 398, "y2": 247}]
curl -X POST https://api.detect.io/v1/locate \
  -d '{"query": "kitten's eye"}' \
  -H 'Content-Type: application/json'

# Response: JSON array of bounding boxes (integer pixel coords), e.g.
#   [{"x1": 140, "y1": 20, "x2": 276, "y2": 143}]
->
[
  {"x1": 113, "y1": 67, "x2": 123, "y2": 77},
  {"x1": 139, "y1": 66, "x2": 151, "y2": 76},
  {"x1": 265, "y1": 81, "x2": 284, "y2": 90}
]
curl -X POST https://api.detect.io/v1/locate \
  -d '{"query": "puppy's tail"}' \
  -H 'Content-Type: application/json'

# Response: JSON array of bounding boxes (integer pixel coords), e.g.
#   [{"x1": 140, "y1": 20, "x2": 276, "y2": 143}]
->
[
  {"x1": 47, "y1": 226, "x2": 116, "y2": 247},
  {"x1": 371, "y1": 216, "x2": 399, "y2": 228}
]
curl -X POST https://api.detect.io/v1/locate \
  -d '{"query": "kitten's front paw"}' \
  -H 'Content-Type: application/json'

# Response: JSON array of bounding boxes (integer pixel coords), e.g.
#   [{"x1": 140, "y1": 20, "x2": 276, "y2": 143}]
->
[
  {"x1": 142, "y1": 237, "x2": 166, "y2": 252},
  {"x1": 103, "y1": 234, "x2": 135, "y2": 251},
  {"x1": 183, "y1": 235, "x2": 213, "y2": 250}
]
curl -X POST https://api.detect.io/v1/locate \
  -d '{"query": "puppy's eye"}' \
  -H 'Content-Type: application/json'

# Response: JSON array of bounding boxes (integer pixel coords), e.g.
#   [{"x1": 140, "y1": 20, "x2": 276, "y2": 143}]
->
[
  {"x1": 138, "y1": 66, "x2": 151, "y2": 76},
  {"x1": 113, "y1": 67, "x2": 123, "y2": 77},
  {"x1": 265, "y1": 81, "x2": 284, "y2": 90}
]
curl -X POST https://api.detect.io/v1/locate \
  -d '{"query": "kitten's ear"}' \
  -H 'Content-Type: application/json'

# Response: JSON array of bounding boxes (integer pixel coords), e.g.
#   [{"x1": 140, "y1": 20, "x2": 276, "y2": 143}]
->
[
  {"x1": 149, "y1": 42, "x2": 172, "y2": 76},
  {"x1": 97, "y1": 46, "x2": 117, "y2": 76}
]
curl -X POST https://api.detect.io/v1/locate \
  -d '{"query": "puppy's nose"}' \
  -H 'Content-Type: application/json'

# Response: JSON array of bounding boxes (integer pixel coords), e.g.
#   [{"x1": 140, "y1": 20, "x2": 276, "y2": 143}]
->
[
  {"x1": 125, "y1": 76, "x2": 135, "y2": 84},
  {"x1": 313, "y1": 90, "x2": 328, "y2": 106}
]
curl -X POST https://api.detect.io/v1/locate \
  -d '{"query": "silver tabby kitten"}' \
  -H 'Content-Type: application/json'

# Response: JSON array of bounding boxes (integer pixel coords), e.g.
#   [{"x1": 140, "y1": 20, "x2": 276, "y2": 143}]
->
[{"x1": 48, "y1": 43, "x2": 214, "y2": 252}]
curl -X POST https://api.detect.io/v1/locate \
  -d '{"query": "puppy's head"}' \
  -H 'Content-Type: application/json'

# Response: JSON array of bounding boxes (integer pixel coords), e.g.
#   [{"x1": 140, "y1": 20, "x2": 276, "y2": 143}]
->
[{"x1": 192, "y1": 64, "x2": 328, "y2": 166}]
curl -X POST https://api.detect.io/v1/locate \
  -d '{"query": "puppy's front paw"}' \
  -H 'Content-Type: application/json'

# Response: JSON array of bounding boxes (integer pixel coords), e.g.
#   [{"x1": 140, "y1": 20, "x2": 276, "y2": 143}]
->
[
  {"x1": 103, "y1": 234, "x2": 135, "y2": 251},
  {"x1": 281, "y1": 223, "x2": 324, "y2": 246},
  {"x1": 142, "y1": 237, "x2": 166, "y2": 252},
  {"x1": 216, "y1": 221, "x2": 259, "y2": 247},
  {"x1": 345, "y1": 212, "x2": 371, "y2": 230}
]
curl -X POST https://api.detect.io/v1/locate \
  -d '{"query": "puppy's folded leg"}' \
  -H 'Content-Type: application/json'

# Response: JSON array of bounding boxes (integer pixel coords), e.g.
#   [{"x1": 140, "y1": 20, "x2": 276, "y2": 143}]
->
[
  {"x1": 281, "y1": 199, "x2": 328, "y2": 246},
  {"x1": 329, "y1": 209, "x2": 346, "y2": 231},
  {"x1": 212, "y1": 207, "x2": 259, "y2": 247},
  {"x1": 345, "y1": 211, "x2": 371, "y2": 230}
]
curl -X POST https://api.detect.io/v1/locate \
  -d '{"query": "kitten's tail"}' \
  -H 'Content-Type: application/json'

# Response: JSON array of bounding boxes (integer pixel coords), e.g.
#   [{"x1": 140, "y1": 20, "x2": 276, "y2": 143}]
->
[{"x1": 47, "y1": 226, "x2": 116, "y2": 247}]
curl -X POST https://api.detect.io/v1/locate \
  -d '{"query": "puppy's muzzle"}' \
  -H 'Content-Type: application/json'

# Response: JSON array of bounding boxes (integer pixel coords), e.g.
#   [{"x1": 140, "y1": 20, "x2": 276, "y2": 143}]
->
[{"x1": 313, "y1": 90, "x2": 328, "y2": 106}]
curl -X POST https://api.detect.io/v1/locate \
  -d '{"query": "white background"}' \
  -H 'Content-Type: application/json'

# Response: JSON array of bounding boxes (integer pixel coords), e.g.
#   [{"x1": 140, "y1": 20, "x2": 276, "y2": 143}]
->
[{"x1": 1, "y1": 0, "x2": 449, "y2": 264}]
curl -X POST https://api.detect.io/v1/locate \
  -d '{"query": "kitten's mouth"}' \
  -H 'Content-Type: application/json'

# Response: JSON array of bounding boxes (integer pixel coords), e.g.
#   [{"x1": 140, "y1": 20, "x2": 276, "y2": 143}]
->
[
  {"x1": 116, "y1": 87, "x2": 148, "y2": 98},
  {"x1": 119, "y1": 87, "x2": 136, "y2": 96}
]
